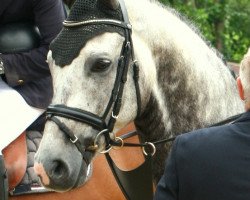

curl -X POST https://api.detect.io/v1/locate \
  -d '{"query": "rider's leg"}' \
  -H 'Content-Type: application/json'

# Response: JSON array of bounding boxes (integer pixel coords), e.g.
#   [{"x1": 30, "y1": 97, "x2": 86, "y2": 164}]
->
[{"x1": 0, "y1": 154, "x2": 8, "y2": 200}]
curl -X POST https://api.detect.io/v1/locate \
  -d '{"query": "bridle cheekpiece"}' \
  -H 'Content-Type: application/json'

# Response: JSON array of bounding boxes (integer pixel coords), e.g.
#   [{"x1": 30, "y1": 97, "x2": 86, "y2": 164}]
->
[{"x1": 46, "y1": 0, "x2": 141, "y2": 163}]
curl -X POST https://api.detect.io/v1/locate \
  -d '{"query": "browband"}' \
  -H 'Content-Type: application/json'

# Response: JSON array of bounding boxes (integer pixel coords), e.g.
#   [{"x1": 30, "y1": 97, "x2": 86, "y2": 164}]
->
[{"x1": 63, "y1": 19, "x2": 132, "y2": 30}]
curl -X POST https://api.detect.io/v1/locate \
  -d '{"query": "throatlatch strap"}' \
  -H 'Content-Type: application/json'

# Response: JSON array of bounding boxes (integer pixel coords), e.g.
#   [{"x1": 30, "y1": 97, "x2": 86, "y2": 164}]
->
[{"x1": 105, "y1": 153, "x2": 154, "y2": 200}]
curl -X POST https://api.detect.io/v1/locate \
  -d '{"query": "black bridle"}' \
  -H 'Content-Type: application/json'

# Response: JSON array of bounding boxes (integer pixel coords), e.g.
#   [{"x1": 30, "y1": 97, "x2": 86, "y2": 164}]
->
[
  {"x1": 46, "y1": 1, "x2": 150, "y2": 199},
  {"x1": 47, "y1": 0, "x2": 141, "y2": 159}
]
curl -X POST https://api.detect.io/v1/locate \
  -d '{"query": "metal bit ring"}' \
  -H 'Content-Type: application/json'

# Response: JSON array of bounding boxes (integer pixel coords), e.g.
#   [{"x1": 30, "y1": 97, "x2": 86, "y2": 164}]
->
[{"x1": 142, "y1": 142, "x2": 156, "y2": 156}]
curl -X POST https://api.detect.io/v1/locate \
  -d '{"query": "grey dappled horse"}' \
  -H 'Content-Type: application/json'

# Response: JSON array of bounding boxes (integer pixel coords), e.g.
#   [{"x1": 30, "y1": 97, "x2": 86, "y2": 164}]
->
[{"x1": 34, "y1": 0, "x2": 244, "y2": 192}]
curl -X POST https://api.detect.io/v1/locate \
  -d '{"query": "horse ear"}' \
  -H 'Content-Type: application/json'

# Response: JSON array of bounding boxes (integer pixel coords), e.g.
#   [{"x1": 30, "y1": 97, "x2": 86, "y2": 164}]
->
[
  {"x1": 99, "y1": 0, "x2": 119, "y2": 10},
  {"x1": 237, "y1": 77, "x2": 245, "y2": 101}
]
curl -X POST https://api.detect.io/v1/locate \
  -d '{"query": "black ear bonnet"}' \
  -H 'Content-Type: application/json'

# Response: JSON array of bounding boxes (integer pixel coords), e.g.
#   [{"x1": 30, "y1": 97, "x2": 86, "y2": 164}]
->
[{"x1": 50, "y1": 0, "x2": 125, "y2": 67}]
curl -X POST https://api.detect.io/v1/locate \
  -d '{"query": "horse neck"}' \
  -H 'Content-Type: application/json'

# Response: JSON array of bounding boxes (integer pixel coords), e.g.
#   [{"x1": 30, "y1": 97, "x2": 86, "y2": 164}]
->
[
  {"x1": 131, "y1": 0, "x2": 242, "y2": 140},
  {"x1": 134, "y1": 91, "x2": 172, "y2": 142},
  {"x1": 128, "y1": 0, "x2": 244, "y2": 183},
  {"x1": 131, "y1": 0, "x2": 207, "y2": 137}
]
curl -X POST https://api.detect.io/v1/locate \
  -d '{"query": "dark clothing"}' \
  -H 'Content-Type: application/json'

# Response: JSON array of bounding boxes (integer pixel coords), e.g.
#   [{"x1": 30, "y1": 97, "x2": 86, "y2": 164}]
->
[
  {"x1": 0, "y1": 0, "x2": 65, "y2": 109},
  {"x1": 154, "y1": 111, "x2": 250, "y2": 200}
]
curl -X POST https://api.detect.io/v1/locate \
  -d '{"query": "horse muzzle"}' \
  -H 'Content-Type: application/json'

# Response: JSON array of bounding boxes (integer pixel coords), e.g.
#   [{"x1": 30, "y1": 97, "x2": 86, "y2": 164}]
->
[{"x1": 34, "y1": 142, "x2": 94, "y2": 191}]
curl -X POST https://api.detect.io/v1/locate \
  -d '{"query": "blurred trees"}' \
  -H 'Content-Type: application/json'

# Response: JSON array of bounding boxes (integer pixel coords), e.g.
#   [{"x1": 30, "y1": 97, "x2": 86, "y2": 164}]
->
[{"x1": 159, "y1": 0, "x2": 250, "y2": 62}]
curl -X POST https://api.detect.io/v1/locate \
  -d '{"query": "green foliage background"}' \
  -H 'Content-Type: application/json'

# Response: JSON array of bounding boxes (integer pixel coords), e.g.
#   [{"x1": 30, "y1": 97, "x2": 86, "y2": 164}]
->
[{"x1": 159, "y1": 0, "x2": 250, "y2": 62}]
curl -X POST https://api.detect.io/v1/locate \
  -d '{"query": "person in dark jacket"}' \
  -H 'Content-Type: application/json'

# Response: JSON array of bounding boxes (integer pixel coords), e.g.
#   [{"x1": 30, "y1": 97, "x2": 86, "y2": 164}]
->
[
  {"x1": 0, "y1": 0, "x2": 66, "y2": 131},
  {"x1": 154, "y1": 48, "x2": 250, "y2": 200}
]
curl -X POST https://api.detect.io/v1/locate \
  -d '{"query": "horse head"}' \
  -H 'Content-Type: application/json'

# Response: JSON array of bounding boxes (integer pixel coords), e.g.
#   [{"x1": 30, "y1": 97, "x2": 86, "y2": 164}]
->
[{"x1": 34, "y1": 0, "x2": 153, "y2": 191}]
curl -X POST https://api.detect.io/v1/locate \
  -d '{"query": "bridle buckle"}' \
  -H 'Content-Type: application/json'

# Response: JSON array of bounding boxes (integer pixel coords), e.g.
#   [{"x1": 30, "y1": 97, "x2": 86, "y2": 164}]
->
[{"x1": 70, "y1": 135, "x2": 79, "y2": 144}]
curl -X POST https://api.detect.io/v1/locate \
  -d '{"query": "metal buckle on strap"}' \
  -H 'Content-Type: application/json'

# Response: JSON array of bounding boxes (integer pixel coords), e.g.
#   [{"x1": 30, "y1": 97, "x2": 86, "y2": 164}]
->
[
  {"x1": 112, "y1": 137, "x2": 124, "y2": 150},
  {"x1": 112, "y1": 112, "x2": 119, "y2": 119},
  {"x1": 70, "y1": 135, "x2": 79, "y2": 144}
]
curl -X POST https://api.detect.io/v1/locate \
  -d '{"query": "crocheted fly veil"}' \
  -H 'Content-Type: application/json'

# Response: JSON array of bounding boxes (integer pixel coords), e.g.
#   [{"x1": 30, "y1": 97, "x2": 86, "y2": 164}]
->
[{"x1": 50, "y1": 0, "x2": 125, "y2": 67}]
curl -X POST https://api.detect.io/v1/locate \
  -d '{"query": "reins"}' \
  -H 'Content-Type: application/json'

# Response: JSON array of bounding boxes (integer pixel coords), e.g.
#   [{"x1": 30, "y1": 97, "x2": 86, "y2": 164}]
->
[
  {"x1": 100, "y1": 112, "x2": 244, "y2": 200},
  {"x1": 110, "y1": 112, "x2": 244, "y2": 151}
]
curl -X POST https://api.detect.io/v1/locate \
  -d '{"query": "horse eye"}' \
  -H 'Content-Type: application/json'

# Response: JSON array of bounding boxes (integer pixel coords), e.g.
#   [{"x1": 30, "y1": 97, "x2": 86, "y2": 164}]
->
[{"x1": 91, "y1": 59, "x2": 112, "y2": 73}]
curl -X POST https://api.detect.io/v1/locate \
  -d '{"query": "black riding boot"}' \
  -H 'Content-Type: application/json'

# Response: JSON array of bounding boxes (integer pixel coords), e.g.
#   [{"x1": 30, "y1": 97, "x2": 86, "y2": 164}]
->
[{"x1": 0, "y1": 154, "x2": 8, "y2": 200}]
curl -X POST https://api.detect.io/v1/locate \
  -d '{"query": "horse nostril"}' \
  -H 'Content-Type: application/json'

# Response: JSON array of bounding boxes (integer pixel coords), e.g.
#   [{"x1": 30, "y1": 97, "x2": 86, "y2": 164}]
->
[
  {"x1": 54, "y1": 161, "x2": 63, "y2": 175},
  {"x1": 49, "y1": 160, "x2": 69, "y2": 181}
]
